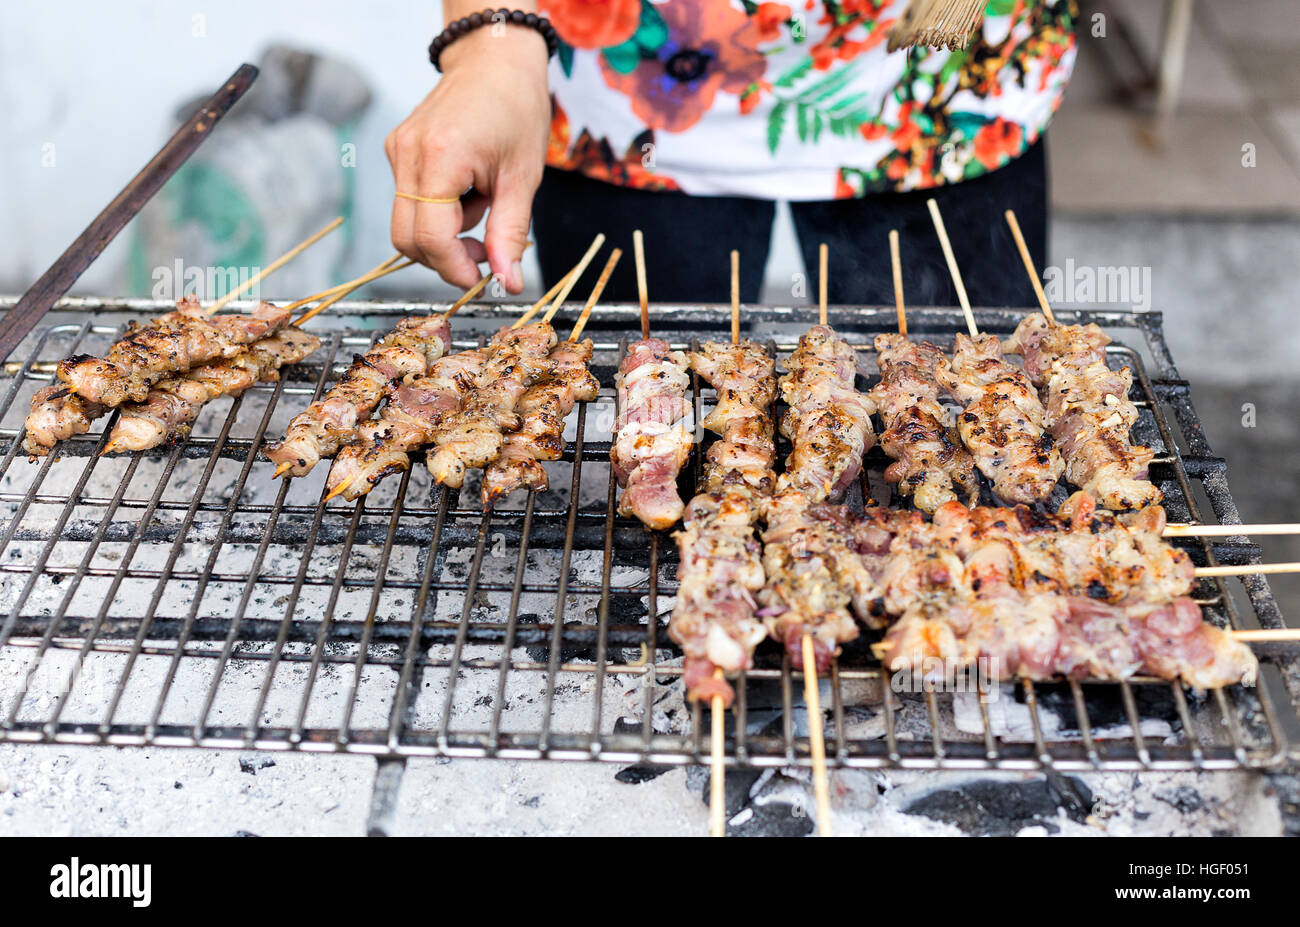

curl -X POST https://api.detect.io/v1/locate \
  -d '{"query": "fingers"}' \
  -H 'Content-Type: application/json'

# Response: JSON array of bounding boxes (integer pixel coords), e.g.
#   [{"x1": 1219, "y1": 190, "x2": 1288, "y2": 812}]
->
[
  {"x1": 386, "y1": 130, "x2": 420, "y2": 265},
  {"x1": 460, "y1": 192, "x2": 490, "y2": 233},
  {"x1": 386, "y1": 127, "x2": 484, "y2": 288},
  {"x1": 484, "y1": 170, "x2": 539, "y2": 294}
]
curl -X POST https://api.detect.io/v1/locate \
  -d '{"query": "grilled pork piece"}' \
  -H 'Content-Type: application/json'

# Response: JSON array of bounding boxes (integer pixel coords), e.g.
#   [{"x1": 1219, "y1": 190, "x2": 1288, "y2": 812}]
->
[
  {"x1": 775, "y1": 325, "x2": 876, "y2": 503},
  {"x1": 611, "y1": 338, "x2": 692, "y2": 530},
  {"x1": 757, "y1": 491, "x2": 878, "y2": 671},
  {"x1": 1004, "y1": 313, "x2": 1161, "y2": 511},
  {"x1": 58, "y1": 297, "x2": 292, "y2": 406},
  {"x1": 264, "y1": 314, "x2": 451, "y2": 477},
  {"x1": 107, "y1": 329, "x2": 321, "y2": 452},
  {"x1": 870, "y1": 333, "x2": 978, "y2": 513},
  {"x1": 22, "y1": 386, "x2": 107, "y2": 457},
  {"x1": 670, "y1": 340, "x2": 778, "y2": 707},
  {"x1": 874, "y1": 491, "x2": 1256, "y2": 689},
  {"x1": 483, "y1": 338, "x2": 599, "y2": 506},
  {"x1": 426, "y1": 322, "x2": 556, "y2": 489},
  {"x1": 672, "y1": 489, "x2": 768, "y2": 706},
  {"x1": 325, "y1": 348, "x2": 486, "y2": 501},
  {"x1": 938, "y1": 332, "x2": 1064, "y2": 505},
  {"x1": 689, "y1": 340, "x2": 778, "y2": 494}
]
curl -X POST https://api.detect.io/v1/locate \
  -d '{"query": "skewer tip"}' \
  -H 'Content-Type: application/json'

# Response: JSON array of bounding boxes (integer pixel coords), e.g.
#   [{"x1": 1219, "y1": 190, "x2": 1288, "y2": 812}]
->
[{"x1": 323, "y1": 476, "x2": 354, "y2": 502}]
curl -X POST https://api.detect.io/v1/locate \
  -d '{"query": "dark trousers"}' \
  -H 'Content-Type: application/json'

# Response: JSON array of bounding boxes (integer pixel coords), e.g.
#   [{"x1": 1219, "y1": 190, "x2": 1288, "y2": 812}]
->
[{"x1": 531, "y1": 139, "x2": 1048, "y2": 307}]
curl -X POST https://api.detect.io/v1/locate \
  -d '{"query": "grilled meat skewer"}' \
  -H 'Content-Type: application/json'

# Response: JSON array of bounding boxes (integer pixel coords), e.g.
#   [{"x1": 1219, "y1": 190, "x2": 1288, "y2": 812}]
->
[
  {"x1": 860, "y1": 492, "x2": 1255, "y2": 689},
  {"x1": 775, "y1": 325, "x2": 876, "y2": 504},
  {"x1": 425, "y1": 322, "x2": 557, "y2": 489},
  {"x1": 755, "y1": 322, "x2": 877, "y2": 672},
  {"x1": 611, "y1": 338, "x2": 692, "y2": 530},
  {"x1": 25, "y1": 298, "x2": 289, "y2": 457},
  {"x1": 22, "y1": 387, "x2": 107, "y2": 458},
  {"x1": 757, "y1": 490, "x2": 883, "y2": 671},
  {"x1": 264, "y1": 314, "x2": 451, "y2": 477},
  {"x1": 57, "y1": 297, "x2": 292, "y2": 406},
  {"x1": 938, "y1": 332, "x2": 1064, "y2": 505},
  {"x1": 104, "y1": 329, "x2": 322, "y2": 453},
  {"x1": 324, "y1": 347, "x2": 486, "y2": 501},
  {"x1": 870, "y1": 333, "x2": 978, "y2": 512},
  {"x1": 483, "y1": 337, "x2": 599, "y2": 505},
  {"x1": 1004, "y1": 313, "x2": 1161, "y2": 511},
  {"x1": 671, "y1": 340, "x2": 778, "y2": 707}
]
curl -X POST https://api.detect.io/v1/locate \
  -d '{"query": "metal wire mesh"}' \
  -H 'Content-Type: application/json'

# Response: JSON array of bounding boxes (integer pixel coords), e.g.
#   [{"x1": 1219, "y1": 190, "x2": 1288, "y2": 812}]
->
[{"x1": 0, "y1": 298, "x2": 1294, "y2": 771}]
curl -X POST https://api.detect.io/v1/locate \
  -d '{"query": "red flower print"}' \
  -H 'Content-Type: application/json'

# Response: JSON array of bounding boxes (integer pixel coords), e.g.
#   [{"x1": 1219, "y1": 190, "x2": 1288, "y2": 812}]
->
[
  {"x1": 547, "y1": 96, "x2": 572, "y2": 165},
  {"x1": 601, "y1": 0, "x2": 767, "y2": 134},
  {"x1": 739, "y1": 79, "x2": 771, "y2": 115},
  {"x1": 972, "y1": 117, "x2": 1024, "y2": 170},
  {"x1": 890, "y1": 119, "x2": 921, "y2": 151},
  {"x1": 754, "y1": 2, "x2": 791, "y2": 42},
  {"x1": 542, "y1": 0, "x2": 641, "y2": 49},
  {"x1": 859, "y1": 121, "x2": 888, "y2": 141}
]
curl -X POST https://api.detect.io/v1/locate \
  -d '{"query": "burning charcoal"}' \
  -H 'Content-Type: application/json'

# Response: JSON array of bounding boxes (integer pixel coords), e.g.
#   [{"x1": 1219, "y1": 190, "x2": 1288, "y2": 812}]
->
[{"x1": 902, "y1": 774, "x2": 1094, "y2": 836}]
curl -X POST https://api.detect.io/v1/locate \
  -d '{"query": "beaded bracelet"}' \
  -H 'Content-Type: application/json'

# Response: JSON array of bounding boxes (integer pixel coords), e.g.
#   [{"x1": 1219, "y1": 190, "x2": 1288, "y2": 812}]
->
[{"x1": 429, "y1": 8, "x2": 559, "y2": 72}]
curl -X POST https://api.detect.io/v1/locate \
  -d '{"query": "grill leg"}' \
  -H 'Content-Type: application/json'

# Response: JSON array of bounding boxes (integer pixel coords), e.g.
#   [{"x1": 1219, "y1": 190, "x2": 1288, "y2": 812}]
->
[{"x1": 366, "y1": 758, "x2": 407, "y2": 837}]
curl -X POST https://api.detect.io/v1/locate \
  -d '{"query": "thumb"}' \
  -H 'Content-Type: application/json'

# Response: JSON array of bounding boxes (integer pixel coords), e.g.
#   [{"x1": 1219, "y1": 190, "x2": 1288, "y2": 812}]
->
[{"x1": 484, "y1": 174, "x2": 536, "y2": 294}]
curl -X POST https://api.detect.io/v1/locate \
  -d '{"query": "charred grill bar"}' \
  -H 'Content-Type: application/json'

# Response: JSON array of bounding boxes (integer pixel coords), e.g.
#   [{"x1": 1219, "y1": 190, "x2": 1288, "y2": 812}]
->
[{"x1": 0, "y1": 297, "x2": 1293, "y2": 783}]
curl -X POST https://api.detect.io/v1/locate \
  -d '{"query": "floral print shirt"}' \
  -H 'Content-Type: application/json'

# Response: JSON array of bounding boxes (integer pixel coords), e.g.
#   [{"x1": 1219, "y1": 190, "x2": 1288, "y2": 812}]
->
[{"x1": 541, "y1": 0, "x2": 1078, "y2": 199}]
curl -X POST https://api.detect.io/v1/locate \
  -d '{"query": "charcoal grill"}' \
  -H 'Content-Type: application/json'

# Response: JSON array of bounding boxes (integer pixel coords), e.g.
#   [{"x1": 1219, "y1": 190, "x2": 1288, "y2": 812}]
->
[{"x1": 0, "y1": 296, "x2": 1297, "y2": 829}]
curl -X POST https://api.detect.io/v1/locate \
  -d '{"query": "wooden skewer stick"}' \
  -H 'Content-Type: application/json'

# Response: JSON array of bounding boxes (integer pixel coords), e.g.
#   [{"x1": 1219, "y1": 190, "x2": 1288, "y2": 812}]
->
[
  {"x1": 633, "y1": 229, "x2": 650, "y2": 340},
  {"x1": 308, "y1": 272, "x2": 496, "y2": 492},
  {"x1": 889, "y1": 229, "x2": 907, "y2": 337},
  {"x1": 801, "y1": 634, "x2": 832, "y2": 837},
  {"x1": 730, "y1": 250, "x2": 740, "y2": 345},
  {"x1": 512, "y1": 269, "x2": 575, "y2": 330},
  {"x1": 542, "y1": 233, "x2": 606, "y2": 318},
  {"x1": 1195, "y1": 562, "x2": 1300, "y2": 578},
  {"x1": 818, "y1": 243, "x2": 828, "y2": 327},
  {"x1": 322, "y1": 474, "x2": 356, "y2": 503},
  {"x1": 444, "y1": 272, "x2": 494, "y2": 319},
  {"x1": 567, "y1": 249, "x2": 621, "y2": 341},
  {"x1": 281, "y1": 255, "x2": 403, "y2": 314},
  {"x1": 292, "y1": 258, "x2": 415, "y2": 327},
  {"x1": 1231, "y1": 629, "x2": 1300, "y2": 642},
  {"x1": 926, "y1": 198, "x2": 978, "y2": 339},
  {"x1": 513, "y1": 237, "x2": 593, "y2": 329},
  {"x1": 207, "y1": 216, "x2": 343, "y2": 315},
  {"x1": 1165, "y1": 523, "x2": 1300, "y2": 537},
  {"x1": 1004, "y1": 210, "x2": 1056, "y2": 326},
  {"x1": 710, "y1": 668, "x2": 726, "y2": 838},
  {"x1": 544, "y1": 246, "x2": 620, "y2": 326}
]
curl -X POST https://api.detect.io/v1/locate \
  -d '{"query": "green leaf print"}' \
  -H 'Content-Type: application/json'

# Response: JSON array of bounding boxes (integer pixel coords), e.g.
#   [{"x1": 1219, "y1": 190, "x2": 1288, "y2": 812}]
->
[
  {"x1": 773, "y1": 58, "x2": 813, "y2": 89},
  {"x1": 602, "y1": 41, "x2": 640, "y2": 74},
  {"x1": 767, "y1": 102, "x2": 789, "y2": 155}
]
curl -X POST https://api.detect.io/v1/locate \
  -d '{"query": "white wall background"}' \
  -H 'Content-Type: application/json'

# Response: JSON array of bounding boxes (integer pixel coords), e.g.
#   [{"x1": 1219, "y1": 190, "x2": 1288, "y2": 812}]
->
[
  {"x1": 0, "y1": 1, "x2": 464, "y2": 298},
  {"x1": 0, "y1": 0, "x2": 802, "y2": 302}
]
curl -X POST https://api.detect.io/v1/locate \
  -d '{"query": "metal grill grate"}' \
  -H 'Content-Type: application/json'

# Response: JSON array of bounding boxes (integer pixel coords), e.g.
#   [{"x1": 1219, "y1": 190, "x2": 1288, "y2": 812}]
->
[{"x1": 0, "y1": 298, "x2": 1295, "y2": 776}]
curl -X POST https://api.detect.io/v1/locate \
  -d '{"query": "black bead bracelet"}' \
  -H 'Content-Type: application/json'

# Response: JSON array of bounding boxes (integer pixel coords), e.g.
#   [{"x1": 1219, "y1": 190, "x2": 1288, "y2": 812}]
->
[{"x1": 429, "y1": 8, "x2": 559, "y2": 72}]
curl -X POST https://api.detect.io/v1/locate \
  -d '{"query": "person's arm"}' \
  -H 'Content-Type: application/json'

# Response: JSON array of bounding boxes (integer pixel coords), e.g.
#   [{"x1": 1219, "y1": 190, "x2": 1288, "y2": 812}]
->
[{"x1": 385, "y1": 2, "x2": 550, "y2": 292}]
